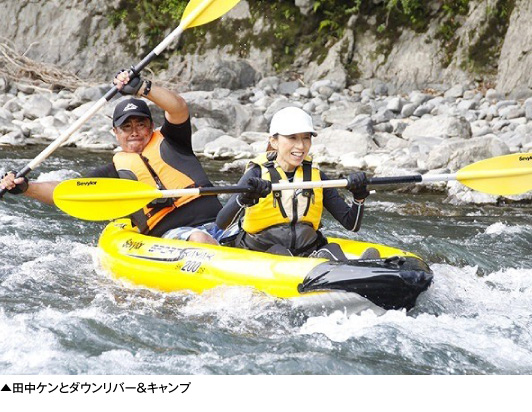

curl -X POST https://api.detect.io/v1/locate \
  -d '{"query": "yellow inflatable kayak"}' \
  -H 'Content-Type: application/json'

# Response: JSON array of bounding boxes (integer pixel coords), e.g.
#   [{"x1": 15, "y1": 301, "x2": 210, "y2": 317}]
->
[{"x1": 98, "y1": 220, "x2": 433, "y2": 311}]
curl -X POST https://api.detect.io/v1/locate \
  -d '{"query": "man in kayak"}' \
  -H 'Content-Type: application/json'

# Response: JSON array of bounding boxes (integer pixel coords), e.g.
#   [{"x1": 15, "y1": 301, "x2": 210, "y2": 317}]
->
[
  {"x1": 1, "y1": 71, "x2": 222, "y2": 244},
  {"x1": 215, "y1": 106, "x2": 372, "y2": 259}
]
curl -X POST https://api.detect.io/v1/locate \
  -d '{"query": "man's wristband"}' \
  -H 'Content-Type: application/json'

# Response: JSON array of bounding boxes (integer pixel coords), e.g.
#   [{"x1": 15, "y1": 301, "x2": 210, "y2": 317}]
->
[{"x1": 142, "y1": 80, "x2": 152, "y2": 96}]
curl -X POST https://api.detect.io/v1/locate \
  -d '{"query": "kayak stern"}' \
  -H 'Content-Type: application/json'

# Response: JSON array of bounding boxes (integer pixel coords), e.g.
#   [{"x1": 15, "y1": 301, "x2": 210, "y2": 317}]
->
[{"x1": 298, "y1": 257, "x2": 433, "y2": 310}]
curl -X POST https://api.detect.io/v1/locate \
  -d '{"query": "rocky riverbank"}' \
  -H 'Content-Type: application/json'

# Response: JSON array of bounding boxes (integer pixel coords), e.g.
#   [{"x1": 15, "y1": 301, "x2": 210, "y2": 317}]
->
[{"x1": 1, "y1": 76, "x2": 531, "y2": 204}]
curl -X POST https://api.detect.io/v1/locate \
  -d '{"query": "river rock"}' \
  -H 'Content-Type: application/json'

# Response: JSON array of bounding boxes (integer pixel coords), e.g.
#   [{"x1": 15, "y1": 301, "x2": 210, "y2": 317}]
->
[
  {"x1": 400, "y1": 103, "x2": 417, "y2": 118},
  {"x1": 471, "y1": 120, "x2": 492, "y2": 137},
  {"x1": 308, "y1": 144, "x2": 338, "y2": 165},
  {"x1": 485, "y1": 89, "x2": 503, "y2": 102},
  {"x1": 457, "y1": 99, "x2": 477, "y2": 113},
  {"x1": 22, "y1": 95, "x2": 53, "y2": 120},
  {"x1": 389, "y1": 118, "x2": 412, "y2": 136},
  {"x1": 375, "y1": 132, "x2": 409, "y2": 151},
  {"x1": 339, "y1": 152, "x2": 367, "y2": 169},
  {"x1": 239, "y1": 131, "x2": 269, "y2": 144},
  {"x1": 412, "y1": 103, "x2": 434, "y2": 117},
  {"x1": 386, "y1": 97, "x2": 403, "y2": 113},
  {"x1": 446, "y1": 181, "x2": 498, "y2": 205},
  {"x1": 321, "y1": 102, "x2": 371, "y2": 126},
  {"x1": 2, "y1": 50, "x2": 531, "y2": 205},
  {"x1": 0, "y1": 117, "x2": 17, "y2": 135},
  {"x1": 409, "y1": 91, "x2": 432, "y2": 106},
  {"x1": 0, "y1": 77, "x2": 9, "y2": 94},
  {"x1": 3, "y1": 97, "x2": 23, "y2": 113},
  {"x1": 278, "y1": 81, "x2": 300, "y2": 95},
  {"x1": 407, "y1": 136, "x2": 445, "y2": 169},
  {"x1": 191, "y1": 127, "x2": 225, "y2": 152},
  {"x1": 257, "y1": 76, "x2": 280, "y2": 93},
  {"x1": 0, "y1": 129, "x2": 25, "y2": 145},
  {"x1": 424, "y1": 135, "x2": 510, "y2": 171},
  {"x1": 294, "y1": 0, "x2": 313, "y2": 15},
  {"x1": 402, "y1": 114, "x2": 472, "y2": 140},
  {"x1": 346, "y1": 114, "x2": 374, "y2": 135},
  {"x1": 294, "y1": 87, "x2": 311, "y2": 98},
  {"x1": 372, "y1": 108, "x2": 394, "y2": 124},
  {"x1": 74, "y1": 85, "x2": 107, "y2": 102},
  {"x1": 444, "y1": 84, "x2": 465, "y2": 99},
  {"x1": 203, "y1": 135, "x2": 253, "y2": 159},
  {"x1": 500, "y1": 105, "x2": 525, "y2": 120},
  {"x1": 190, "y1": 59, "x2": 261, "y2": 91},
  {"x1": 312, "y1": 127, "x2": 376, "y2": 159}
]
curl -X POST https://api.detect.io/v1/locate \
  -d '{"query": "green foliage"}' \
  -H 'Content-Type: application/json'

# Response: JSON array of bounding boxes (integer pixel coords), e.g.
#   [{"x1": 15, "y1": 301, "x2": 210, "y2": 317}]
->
[
  {"x1": 466, "y1": 0, "x2": 515, "y2": 75},
  {"x1": 313, "y1": 0, "x2": 362, "y2": 15},
  {"x1": 158, "y1": 0, "x2": 188, "y2": 21},
  {"x1": 108, "y1": 9, "x2": 127, "y2": 28},
  {"x1": 436, "y1": 0, "x2": 470, "y2": 67},
  {"x1": 318, "y1": 19, "x2": 340, "y2": 34},
  {"x1": 104, "y1": 0, "x2": 512, "y2": 82},
  {"x1": 384, "y1": 0, "x2": 424, "y2": 24},
  {"x1": 442, "y1": 0, "x2": 470, "y2": 16},
  {"x1": 312, "y1": 0, "x2": 362, "y2": 37},
  {"x1": 378, "y1": 0, "x2": 428, "y2": 32},
  {"x1": 108, "y1": 0, "x2": 189, "y2": 45}
]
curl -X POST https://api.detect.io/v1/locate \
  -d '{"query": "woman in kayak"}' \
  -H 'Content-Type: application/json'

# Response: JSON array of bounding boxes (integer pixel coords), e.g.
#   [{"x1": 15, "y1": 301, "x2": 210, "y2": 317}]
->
[{"x1": 216, "y1": 106, "x2": 372, "y2": 260}]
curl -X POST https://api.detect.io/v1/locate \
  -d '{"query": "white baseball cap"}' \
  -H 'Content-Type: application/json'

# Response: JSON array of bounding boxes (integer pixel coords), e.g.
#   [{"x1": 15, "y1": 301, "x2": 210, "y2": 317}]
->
[{"x1": 269, "y1": 107, "x2": 317, "y2": 136}]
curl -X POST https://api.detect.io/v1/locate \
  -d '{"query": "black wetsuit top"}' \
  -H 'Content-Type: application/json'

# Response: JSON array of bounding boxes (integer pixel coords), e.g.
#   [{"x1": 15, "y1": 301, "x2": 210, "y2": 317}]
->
[{"x1": 86, "y1": 117, "x2": 222, "y2": 237}]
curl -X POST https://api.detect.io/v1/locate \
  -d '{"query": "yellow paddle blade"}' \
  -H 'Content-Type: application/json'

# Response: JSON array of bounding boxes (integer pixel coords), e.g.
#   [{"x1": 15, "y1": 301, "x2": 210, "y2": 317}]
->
[
  {"x1": 53, "y1": 178, "x2": 161, "y2": 221},
  {"x1": 456, "y1": 152, "x2": 532, "y2": 195},
  {"x1": 182, "y1": 0, "x2": 241, "y2": 29}
]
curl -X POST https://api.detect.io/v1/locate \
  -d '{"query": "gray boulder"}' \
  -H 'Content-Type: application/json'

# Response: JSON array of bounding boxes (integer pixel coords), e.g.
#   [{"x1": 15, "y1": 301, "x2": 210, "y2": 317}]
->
[
  {"x1": 23, "y1": 95, "x2": 53, "y2": 120},
  {"x1": 312, "y1": 127, "x2": 377, "y2": 159},
  {"x1": 192, "y1": 127, "x2": 225, "y2": 152},
  {"x1": 402, "y1": 114, "x2": 472, "y2": 141}
]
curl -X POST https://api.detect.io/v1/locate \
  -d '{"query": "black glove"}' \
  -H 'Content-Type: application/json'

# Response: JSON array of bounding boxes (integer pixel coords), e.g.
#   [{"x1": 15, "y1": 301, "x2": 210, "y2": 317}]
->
[
  {"x1": 237, "y1": 177, "x2": 272, "y2": 207},
  {"x1": 346, "y1": 172, "x2": 369, "y2": 200},
  {"x1": 115, "y1": 69, "x2": 143, "y2": 96},
  {"x1": 2, "y1": 172, "x2": 29, "y2": 195}
]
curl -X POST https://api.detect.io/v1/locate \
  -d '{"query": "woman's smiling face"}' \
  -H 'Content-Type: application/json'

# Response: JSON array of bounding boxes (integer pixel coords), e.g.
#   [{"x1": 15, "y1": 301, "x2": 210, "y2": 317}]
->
[{"x1": 269, "y1": 132, "x2": 312, "y2": 172}]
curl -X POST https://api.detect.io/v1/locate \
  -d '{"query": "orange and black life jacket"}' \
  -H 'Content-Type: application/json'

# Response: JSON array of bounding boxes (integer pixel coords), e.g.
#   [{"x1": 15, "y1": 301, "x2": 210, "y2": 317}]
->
[{"x1": 113, "y1": 130, "x2": 200, "y2": 233}]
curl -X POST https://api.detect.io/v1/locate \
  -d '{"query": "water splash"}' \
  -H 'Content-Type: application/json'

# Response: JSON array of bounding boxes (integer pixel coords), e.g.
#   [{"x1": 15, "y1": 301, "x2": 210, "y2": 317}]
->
[{"x1": 484, "y1": 222, "x2": 528, "y2": 235}]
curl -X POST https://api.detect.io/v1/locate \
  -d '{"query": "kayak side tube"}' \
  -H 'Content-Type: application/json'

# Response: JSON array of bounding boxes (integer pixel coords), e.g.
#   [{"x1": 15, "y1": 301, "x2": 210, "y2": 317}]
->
[{"x1": 297, "y1": 256, "x2": 433, "y2": 310}]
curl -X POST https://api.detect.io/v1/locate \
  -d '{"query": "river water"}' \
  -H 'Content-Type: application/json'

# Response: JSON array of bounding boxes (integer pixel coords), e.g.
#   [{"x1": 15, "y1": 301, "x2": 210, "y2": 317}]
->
[{"x1": 1, "y1": 146, "x2": 531, "y2": 375}]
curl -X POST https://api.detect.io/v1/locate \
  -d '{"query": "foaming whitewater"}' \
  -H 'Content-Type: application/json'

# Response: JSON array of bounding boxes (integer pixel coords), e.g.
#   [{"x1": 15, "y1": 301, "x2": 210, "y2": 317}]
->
[
  {"x1": 1, "y1": 147, "x2": 531, "y2": 375},
  {"x1": 299, "y1": 263, "x2": 532, "y2": 374},
  {"x1": 484, "y1": 221, "x2": 529, "y2": 235}
]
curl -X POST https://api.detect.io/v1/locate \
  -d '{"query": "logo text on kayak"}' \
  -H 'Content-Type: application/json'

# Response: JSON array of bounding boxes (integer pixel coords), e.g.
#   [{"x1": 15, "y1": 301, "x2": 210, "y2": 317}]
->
[
  {"x1": 77, "y1": 180, "x2": 97, "y2": 186},
  {"x1": 519, "y1": 155, "x2": 532, "y2": 161},
  {"x1": 123, "y1": 239, "x2": 145, "y2": 250}
]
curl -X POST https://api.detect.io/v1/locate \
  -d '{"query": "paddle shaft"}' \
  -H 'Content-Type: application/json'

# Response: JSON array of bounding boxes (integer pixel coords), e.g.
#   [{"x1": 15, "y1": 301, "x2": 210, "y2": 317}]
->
[
  {"x1": 0, "y1": 0, "x2": 218, "y2": 199},
  {"x1": 59, "y1": 174, "x2": 456, "y2": 203},
  {"x1": 115, "y1": 160, "x2": 531, "y2": 200},
  {"x1": 143, "y1": 167, "x2": 532, "y2": 199},
  {"x1": 150, "y1": 175, "x2": 455, "y2": 199}
]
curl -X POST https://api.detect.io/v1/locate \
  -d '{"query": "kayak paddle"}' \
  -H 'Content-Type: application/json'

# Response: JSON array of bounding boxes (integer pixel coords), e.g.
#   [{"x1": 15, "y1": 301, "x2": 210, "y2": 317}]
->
[
  {"x1": 0, "y1": 0, "x2": 241, "y2": 199},
  {"x1": 53, "y1": 152, "x2": 532, "y2": 221},
  {"x1": 369, "y1": 151, "x2": 532, "y2": 196}
]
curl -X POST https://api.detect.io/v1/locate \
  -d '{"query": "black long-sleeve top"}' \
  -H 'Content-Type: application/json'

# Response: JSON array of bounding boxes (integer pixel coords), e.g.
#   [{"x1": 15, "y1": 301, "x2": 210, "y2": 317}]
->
[{"x1": 85, "y1": 117, "x2": 222, "y2": 236}]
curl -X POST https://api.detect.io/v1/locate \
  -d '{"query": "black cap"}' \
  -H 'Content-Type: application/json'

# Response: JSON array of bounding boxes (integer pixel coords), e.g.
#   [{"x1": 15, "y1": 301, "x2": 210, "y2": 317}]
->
[{"x1": 113, "y1": 98, "x2": 152, "y2": 127}]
